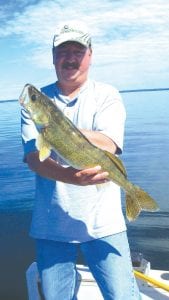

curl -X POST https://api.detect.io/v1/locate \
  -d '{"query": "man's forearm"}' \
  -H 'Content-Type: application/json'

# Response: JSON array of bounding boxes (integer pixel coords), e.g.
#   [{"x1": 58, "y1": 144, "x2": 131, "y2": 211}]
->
[
  {"x1": 81, "y1": 130, "x2": 117, "y2": 154},
  {"x1": 26, "y1": 152, "x2": 69, "y2": 181},
  {"x1": 26, "y1": 151, "x2": 109, "y2": 186},
  {"x1": 26, "y1": 129, "x2": 114, "y2": 184}
]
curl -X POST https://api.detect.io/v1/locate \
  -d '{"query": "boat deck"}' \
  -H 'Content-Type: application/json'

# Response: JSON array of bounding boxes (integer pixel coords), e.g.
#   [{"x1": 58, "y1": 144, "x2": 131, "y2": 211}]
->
[
  {"x1": 77, "y1": 265, "x2": 169, "y2": 300},
  {"x1": 26, "y1": 262, "x2": 169, "y2": 299}
]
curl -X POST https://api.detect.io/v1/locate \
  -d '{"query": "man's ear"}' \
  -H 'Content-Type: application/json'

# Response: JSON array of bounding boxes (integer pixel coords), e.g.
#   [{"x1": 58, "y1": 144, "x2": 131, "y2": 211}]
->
[
  {"x1": 89, "y1": 48, "x2": 92, "y2": 64},
  {"x1": 52, "y1": 48, "x2": 55, "y2": 64}
]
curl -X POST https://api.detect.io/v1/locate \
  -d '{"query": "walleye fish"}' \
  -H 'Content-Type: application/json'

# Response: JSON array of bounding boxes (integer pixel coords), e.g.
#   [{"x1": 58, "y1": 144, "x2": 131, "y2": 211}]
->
[{"x1": 19, "y1": 83, "x2": 159, "y2": 221}]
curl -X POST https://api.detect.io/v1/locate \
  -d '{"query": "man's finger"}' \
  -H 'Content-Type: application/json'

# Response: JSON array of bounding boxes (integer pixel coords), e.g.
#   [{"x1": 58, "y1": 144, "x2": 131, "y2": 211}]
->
[{"x1": 75, "y1": 166, "x2": 102, "y2": 177}]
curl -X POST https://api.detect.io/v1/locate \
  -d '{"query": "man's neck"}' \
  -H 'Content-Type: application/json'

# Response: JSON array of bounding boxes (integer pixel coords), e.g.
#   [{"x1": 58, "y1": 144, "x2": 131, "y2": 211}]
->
[{"x1": 57, "y1": 81, "x2": 86, "y2": 99}]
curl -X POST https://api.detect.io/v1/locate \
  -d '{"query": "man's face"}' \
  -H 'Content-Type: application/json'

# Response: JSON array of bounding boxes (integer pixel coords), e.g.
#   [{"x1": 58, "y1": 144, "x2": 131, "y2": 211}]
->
[{"x1": 53, "y1": 41, "x2": 92, "y2": 86}]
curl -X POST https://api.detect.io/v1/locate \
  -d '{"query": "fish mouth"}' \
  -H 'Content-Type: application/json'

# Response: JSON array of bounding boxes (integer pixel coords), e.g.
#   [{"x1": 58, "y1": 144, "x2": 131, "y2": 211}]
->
[{"x1": 19, "y1": 84, "x2": 30, "y2": 107}]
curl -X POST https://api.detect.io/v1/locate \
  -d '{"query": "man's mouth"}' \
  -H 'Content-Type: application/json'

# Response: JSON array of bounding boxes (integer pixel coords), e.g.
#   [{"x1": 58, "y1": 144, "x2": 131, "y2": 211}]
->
[{"x1": 62, "y1": 62, "x2": 79, "y2": 70}]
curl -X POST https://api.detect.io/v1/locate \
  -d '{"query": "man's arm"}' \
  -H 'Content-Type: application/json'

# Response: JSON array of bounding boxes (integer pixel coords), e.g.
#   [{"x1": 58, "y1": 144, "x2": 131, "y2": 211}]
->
[
  {"x1": 26, "y1": 151, "x2": 109, "y2": 186},
  {"x1": 81, "y1": 130, "x2": 117, "y2": 154},
  {"x1": 26, "y1": 130, "x2": 116, "y2": 186}
]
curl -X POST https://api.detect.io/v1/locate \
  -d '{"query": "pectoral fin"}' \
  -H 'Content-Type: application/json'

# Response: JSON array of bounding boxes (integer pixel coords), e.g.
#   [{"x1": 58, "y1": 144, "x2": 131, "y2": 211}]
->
[{"x1": 36, "y1": 134, "x2": 51, "y2": 162}]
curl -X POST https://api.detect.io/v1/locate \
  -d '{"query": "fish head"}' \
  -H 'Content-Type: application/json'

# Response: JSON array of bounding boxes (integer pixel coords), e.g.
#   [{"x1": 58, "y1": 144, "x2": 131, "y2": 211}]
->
[{"x1": 19, "y1": 84, "x2": 50, "y2": 127}]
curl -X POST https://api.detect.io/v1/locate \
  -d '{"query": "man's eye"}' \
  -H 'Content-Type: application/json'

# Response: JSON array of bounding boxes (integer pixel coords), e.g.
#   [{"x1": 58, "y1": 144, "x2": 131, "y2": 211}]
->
[
  {"x1": 56, "y1": 50, "x2": 67, "y2": 57},
  {"x1": 75, "y1": 51, "x2": 84, "y2": 56}
]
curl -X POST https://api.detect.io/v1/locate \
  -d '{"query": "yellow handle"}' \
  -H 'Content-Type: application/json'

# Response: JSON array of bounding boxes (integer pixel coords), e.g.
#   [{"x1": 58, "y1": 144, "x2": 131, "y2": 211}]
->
[{"x1": 134, "y1": 270, "x2": 169, "y2": 293}]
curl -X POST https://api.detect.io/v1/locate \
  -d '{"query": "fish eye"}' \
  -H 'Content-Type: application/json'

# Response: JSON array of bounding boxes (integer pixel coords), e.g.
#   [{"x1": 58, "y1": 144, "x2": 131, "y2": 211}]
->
[{"x1": 31, "y1": 94, "x2": 37, "y2": 101}]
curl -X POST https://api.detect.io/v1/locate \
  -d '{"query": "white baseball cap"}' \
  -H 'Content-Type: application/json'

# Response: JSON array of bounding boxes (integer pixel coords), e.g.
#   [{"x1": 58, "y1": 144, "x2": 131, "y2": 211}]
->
[{"x1": 53, "y1": 21, "x2": 92, "y2": 48}]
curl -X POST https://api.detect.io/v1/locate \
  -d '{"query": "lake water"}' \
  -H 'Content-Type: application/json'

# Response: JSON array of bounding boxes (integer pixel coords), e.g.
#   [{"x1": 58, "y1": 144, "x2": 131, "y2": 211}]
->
[{"x1": 0, "y1": 90, "x2": 169, "y2": 270}]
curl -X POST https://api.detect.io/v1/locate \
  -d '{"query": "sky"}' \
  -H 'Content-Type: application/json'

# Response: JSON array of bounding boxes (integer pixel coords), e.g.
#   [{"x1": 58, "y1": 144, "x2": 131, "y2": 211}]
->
[{"x1": 0, "y1": 0, "x2": 169, "y2": 100}]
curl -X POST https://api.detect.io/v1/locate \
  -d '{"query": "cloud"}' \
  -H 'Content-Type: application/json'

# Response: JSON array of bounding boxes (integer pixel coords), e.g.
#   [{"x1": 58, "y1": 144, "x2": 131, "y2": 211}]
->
[
  {"x1": 1, "y1": 0, "x2": 168, "y2": 69},
  {"x1": 1, "y1": 0, "x2": 169, "y2": 42},
  {"x1": 0, "y1": 0, "x2": 169, "y2": 99}
]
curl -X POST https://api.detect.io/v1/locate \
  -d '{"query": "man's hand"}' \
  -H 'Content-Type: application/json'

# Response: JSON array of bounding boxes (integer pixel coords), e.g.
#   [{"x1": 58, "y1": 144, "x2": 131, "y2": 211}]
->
[{"x1": 66, "y1": 165, "x2": 109, "y2": 186}]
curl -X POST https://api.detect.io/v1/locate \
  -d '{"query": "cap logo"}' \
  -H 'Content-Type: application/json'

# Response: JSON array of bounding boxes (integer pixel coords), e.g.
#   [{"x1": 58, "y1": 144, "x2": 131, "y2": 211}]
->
[
  {"x1": 61, "y1": 25, "x2": 84, "y2": 35},
  {"x1": 63, "y1": 25, "x2": 69, "y2": 32}
]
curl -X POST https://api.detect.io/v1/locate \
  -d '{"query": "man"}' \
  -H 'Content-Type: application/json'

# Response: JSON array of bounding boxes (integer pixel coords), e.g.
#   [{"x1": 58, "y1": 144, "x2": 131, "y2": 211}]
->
[{"x1": 21, "y1": 21, "x2": 140, "y2": 299}]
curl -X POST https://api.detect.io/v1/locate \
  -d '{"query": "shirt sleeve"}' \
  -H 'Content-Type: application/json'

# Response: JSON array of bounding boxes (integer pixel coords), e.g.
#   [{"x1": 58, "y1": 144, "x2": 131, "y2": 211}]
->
[
  {"x1": 21, "y1": 108, "x2": 39, "y2": 161},
  {"x1": 93, "y1": 86, "x2": 126, "y2": 154}
]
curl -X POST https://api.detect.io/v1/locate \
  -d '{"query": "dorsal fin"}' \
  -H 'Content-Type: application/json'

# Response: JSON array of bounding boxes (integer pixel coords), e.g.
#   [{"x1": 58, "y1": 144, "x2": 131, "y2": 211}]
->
[{"x1": 104, "y1": 150, "x2": 127, "y2": 178}]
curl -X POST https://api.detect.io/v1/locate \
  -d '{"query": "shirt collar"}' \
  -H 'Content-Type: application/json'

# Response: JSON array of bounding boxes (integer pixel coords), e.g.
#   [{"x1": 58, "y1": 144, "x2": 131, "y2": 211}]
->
[{"x1": 54, "y1": 80, "x2": 89, "y2": 104}]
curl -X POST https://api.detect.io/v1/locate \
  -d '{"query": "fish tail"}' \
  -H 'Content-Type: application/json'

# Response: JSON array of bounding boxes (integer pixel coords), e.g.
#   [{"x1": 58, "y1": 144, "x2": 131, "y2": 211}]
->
[{"x1": 126, "y1": 185, "x2": 159, "y2": 221}]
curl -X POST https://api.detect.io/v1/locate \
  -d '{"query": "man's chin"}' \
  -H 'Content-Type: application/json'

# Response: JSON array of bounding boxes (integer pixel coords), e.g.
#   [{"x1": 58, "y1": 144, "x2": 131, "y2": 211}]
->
[{"x1": 63, "y1": 71, "x2": 79, "y2": 81}]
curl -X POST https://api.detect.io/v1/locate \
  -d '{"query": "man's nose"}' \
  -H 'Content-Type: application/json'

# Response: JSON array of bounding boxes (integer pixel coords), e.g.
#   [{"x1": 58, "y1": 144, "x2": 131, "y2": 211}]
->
[{"x1": 65, "y1": 51, "x2": 76, "y2": 61}]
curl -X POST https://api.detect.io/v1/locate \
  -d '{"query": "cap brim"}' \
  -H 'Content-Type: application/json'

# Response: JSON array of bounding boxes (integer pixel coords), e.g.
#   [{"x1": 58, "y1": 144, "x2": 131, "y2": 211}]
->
[
  {"x1": 53, "y1": 32, "x2": 90, "y2": 48},
  {"x1": 53, "y1": 38, "x2": 89, "y2": 48}
]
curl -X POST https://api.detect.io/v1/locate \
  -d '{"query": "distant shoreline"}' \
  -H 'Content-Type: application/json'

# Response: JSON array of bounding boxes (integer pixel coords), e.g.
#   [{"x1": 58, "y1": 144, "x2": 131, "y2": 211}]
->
[
  {"x1": 0, "y1": 99, "x2": 17, "y2": 103},
  {"x1": 1, "y1": 86, "x2": 169, "y2": 102}
]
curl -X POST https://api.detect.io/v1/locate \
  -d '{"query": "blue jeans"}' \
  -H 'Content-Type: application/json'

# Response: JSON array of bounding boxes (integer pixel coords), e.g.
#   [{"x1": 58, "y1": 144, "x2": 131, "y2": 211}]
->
[{"x1": 36, "y1": 231, "x2": 141, "y2": 300}]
